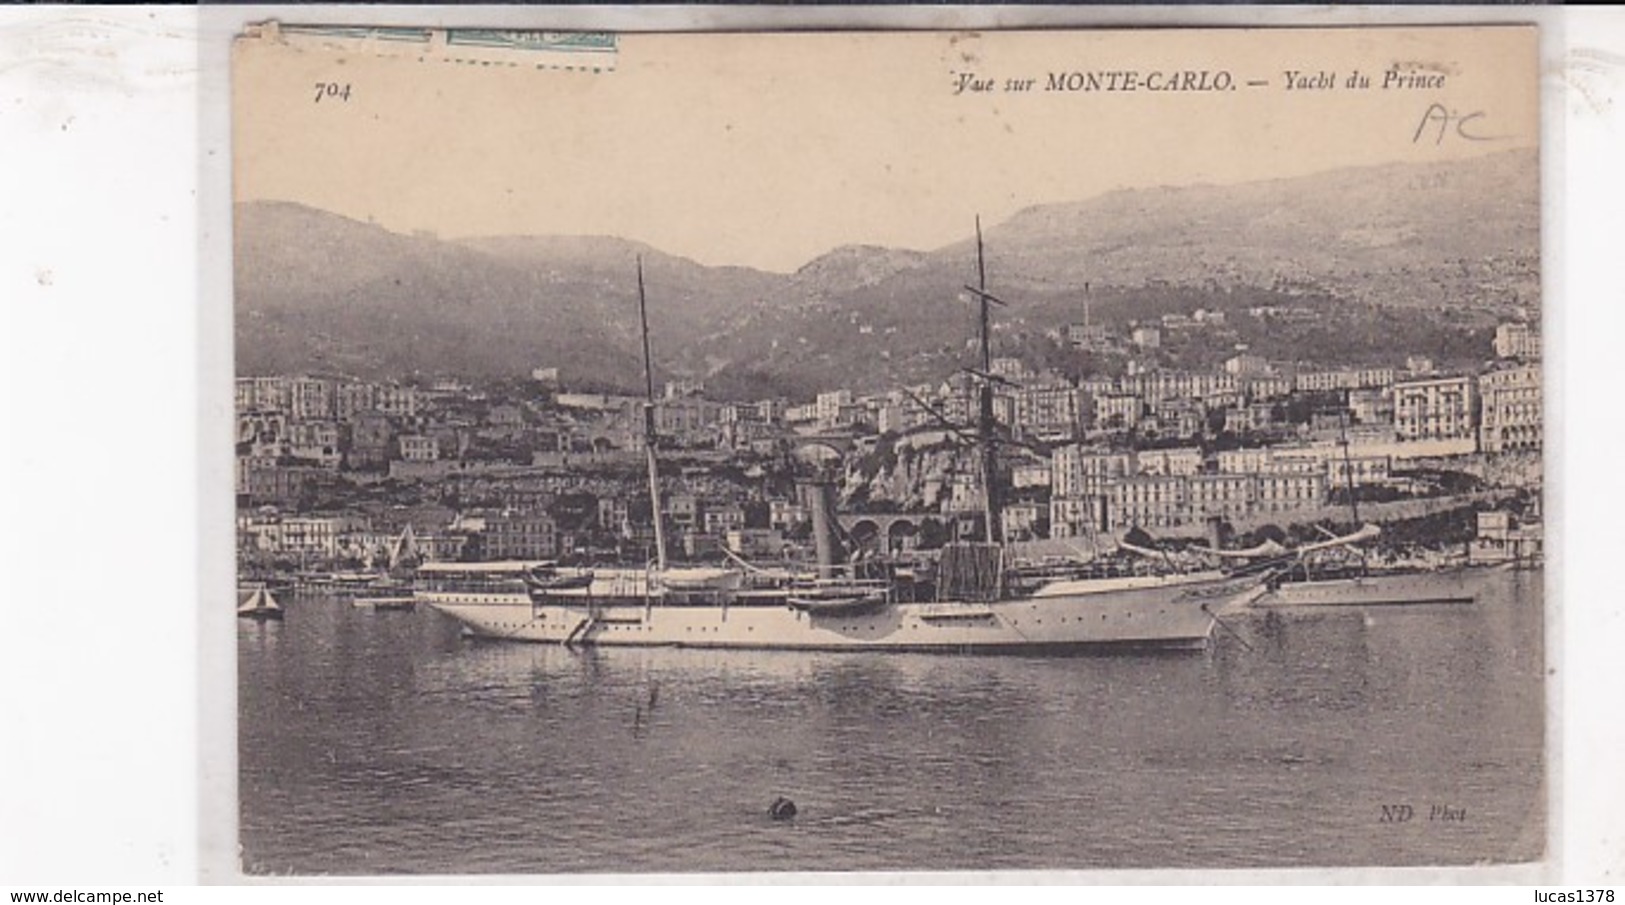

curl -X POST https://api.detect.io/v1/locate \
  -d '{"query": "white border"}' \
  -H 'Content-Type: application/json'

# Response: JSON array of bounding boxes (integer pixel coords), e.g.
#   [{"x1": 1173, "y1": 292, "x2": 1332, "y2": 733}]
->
[{"x1": 2, "y1": 3, "x2": 1619, "y2": 889}]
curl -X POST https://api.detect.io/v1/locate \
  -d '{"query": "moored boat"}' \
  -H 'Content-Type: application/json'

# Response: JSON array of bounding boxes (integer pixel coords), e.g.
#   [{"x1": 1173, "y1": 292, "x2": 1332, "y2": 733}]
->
[
  {"x1": 351, "y1": 580, "x2": 417, "y2": 611},
  {"x1": 237, "y1": 586, "x2": 285, "y2": 621},
  {"x1": 1258, "y1": 562, "x2": 1503, "y2": 608}
]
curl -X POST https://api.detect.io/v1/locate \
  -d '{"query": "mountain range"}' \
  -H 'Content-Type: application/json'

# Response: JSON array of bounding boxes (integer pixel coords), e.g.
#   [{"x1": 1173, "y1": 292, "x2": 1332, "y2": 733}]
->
[{"x1": 235, "y1": 148, "x2": 1538, "y2": 399}]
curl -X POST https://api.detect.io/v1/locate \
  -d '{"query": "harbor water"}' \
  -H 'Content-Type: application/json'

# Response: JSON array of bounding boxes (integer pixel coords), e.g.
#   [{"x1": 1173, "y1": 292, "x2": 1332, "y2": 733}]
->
[{"x1": 237, "y1": 568, "x2": 1545, "y2": 875}]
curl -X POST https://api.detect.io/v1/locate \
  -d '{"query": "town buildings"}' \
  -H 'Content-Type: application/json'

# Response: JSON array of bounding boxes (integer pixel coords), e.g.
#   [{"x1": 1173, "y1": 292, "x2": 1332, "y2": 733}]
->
[{"x1": 236, "y1": 314, "x2": 1542, "y2": 565}]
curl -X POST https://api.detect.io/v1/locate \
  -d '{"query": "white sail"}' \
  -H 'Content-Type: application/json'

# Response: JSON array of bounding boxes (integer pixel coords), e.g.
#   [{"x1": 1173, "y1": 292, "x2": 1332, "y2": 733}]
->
[{"x1": 238, "y1": 586, "x2": 282, "y2": 615}]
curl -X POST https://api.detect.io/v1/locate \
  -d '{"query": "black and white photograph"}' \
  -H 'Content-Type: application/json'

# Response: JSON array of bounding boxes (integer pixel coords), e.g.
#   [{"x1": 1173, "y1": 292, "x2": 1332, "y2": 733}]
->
[{"x1": 229, "y1": 24, "x2": 1544, "y2": 877}]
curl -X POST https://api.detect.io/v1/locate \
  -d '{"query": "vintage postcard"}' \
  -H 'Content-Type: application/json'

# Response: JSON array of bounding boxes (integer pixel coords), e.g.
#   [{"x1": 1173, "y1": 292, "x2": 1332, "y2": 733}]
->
[{"x1": 230, "y1": 24, "x2": 1544, "y2": 878}]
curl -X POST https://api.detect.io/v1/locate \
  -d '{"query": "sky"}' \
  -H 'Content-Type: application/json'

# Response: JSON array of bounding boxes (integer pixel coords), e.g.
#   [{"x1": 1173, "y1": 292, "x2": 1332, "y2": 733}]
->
[{"x1": 234, "y1": 26, "x2": 1539, "y2": 272}]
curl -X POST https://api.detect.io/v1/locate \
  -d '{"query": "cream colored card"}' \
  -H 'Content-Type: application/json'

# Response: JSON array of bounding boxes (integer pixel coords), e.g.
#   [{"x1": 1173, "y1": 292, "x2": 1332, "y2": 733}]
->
[{"x1": 231, "y1": 24, "x2": 1544, "y2": 880}]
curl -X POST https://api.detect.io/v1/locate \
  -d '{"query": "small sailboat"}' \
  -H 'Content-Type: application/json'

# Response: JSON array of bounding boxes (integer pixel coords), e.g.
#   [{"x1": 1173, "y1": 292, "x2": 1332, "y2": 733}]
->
[
  {"x1": 237, "y1": 586, "x2": 285, "y2": 621},
  {"x1": 353, "y1": 525, "x2": 424, "y2": 610}
]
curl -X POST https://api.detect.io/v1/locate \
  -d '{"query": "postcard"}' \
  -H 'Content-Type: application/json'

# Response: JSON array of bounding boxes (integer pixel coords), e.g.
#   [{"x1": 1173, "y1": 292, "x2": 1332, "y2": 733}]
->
[{"x1": 229, "y1": 23, "x2": 1544, "y2": 879}]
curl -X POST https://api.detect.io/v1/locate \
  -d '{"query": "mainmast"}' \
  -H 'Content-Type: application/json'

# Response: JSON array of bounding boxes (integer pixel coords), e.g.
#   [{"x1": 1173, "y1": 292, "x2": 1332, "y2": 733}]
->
[
  {"x1": 966, "y1": 217, "x2": 1003, "y2": 544},
  {"x1": 636, "y1": 257, "x2": 669, "y2": 571}
]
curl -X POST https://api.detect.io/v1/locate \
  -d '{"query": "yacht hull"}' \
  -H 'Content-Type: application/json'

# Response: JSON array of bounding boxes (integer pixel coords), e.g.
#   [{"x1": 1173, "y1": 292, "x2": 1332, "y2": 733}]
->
[
  {"x1": 1256, "y1": 566, "x2": 1498, "y2": 608},
  {"x1": 420, "y1": 573, "x2": 1263, "y2": 653}
]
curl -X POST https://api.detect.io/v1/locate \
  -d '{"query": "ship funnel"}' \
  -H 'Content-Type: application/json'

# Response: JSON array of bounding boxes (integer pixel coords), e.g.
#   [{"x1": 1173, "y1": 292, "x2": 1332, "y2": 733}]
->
[{"x1": 803, "y1": 477, "x2": 844, "y2": 579}]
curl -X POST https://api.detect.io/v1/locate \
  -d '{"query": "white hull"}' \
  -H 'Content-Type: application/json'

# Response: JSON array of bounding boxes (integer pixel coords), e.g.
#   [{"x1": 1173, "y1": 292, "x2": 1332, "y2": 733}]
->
[
  {"x1": 419, "y1": 572, "x2": 1265, "y2": 653},
  {"x1": 1256, "y1": 567, "x2": 1498, "y2": 608}
]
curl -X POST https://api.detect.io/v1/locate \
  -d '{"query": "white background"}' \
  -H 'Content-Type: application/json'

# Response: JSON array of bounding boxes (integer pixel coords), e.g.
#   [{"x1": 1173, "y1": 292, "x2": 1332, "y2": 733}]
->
[{"x1": 0, "y1": 4, "x2": 1620, "y2": 890}]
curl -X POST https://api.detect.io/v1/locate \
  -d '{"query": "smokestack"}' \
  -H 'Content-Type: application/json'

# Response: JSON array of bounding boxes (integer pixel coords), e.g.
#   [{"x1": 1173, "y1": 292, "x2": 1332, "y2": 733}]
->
[{"x1": 803, "y1": 479, "x2": 843, "y2": 579}]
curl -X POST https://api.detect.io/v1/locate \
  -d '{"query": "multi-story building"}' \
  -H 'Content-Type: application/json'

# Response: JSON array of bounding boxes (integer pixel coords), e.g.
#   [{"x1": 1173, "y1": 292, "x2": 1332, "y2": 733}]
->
[
  {"x1": 725, "y1": 527, "x2": 788, "y2": 559},
  {"x1": 1493, "y1": 322, "x2": 1541, "y2": 360},
  {"x1": 1108, "y1": 475, "x2": 1188, "y2": 530},
  {"x1": 1000, "y1": 501, "x2": 1046, "y2": 541},
  {"x1": 1095, "y1": 394, "x2": 1142, "y2": 431},
  {"x1": 279, "y1": 516, "x2": 338, "y2": 559},
  {"x1": 347, "y1": 412, "x2": 393, "y2": 470},
  {"x1": 1352, "y1": 367, "x2": 1397, "y2": 390},
  {"x1": 769, "y1": 498, "x2": 807, "y2": 531},
  {"x1": 666, "y1": 494, "x2": 701, "y2": 530},
  {"x1": 664, "y1": 379, "x2": 706, "y2": 400},
  {"x1": 236, "y1": 376, "x2": 291, "y2": 413},
  {"x1": 1137, "y1": 447, "x2": 1203, "y2": 477},
  {"x1": 1242, "y1": 374, "x2": 1293, "y2": 402},
  {"x1": 783, "y1": 402, "x2": 819, "y2": 426},
  {"x1": 877, "y1": 396, "x2": 934, "y2": 435},
  {"x1": 1224, "y1": 403, "x2": 1275, "y2": 434},
  {"x1": 989, "y1": 357, "x2": 1029, "y2": 381},
  {"x1": 1015, "y1": 384, "x2": 1084, "y2": 440},
  {"x1": 1294, "y1": 370, "x2": 1350, "y2": 393},
  {"x1": 656, "y1": 397, "x2": 723, "y2": 447},
  {"x1": 720, "y1": 403, "x2": 760, "y2": 426},
  {"x1": 1224, "y1": 353, "x2": 1269, "y2": 377},
  {"x1": 1131, "y1": 326, "x2": 1161, "y2": 349},
  {"x1": 289, "y1": 377, "x2": 335, "y2": 421},
  {"x1": 375, "y1": 384, "x2": 420, "y2": 418},
  {"x1": 946, "y1": 473, "x2": 985, "y2": 515},
  {"x1": 1011, "y1": 461, "x2": 1052, "y2": 490},
  {"x1": 237, "y1": 411, "x2": 288, "y2": 453},
  {"x1": 1393, "y1": 375, "x2": 1477, "y2": 444},
  {"x1": 936, "y1": 374, "x2": 978, "y2": 428},
  {"x1": 1188, "y1": 474, "x2": 1256, "y2": 522},
  {"x1": 815, "y1": 390, "x2": 854, "y2": 427},
  {"x1": 1255, "y1": 473, "x2": 1326, "y2": 514},
  {"x1": 1265, "y1": 447, "x2": 1327, "y2": 475},
  {"x1": 482, "y1": 510, "x2": 558, "y2": 561},
  {"x1": 234, "y1": 378, "x2": 257, "y2": 412},
  {"x1": 237, "y1": 462, "x2": 329, "y2": 507},
  {"x1": 1478, "y1": 363, "x2": 1542, "y2": 454},
  {"x1": 242, "y1": 514, "x2": 366, "y2": 560},
  {"x1": 1348, "y1": 387, "x2": 1394, "y2": 426},
  {"x1": 1122, "y1": 371, "x2": 1229, "y2": 407},
  {"x1": 399, "y1": 434, "x2": 440, "y2": 462},
  {"x1": 703, "y1": 504, "x2": 747, "y2": 537},
  {"x1": 333, "y1": 382, "x2": 379, "y2": 420},
  {"x1": 753, "y1": 398, "x2": 784, "y2": 425},
  {"x1": 1150, "y1": 398, "x2": 1205, "y2": 439},
  {"x1": 1067, "y1": 322, "x2": 1111, "y2": 351},
  {"x1": 721, "y1": 418, "x2": 779, "y2": 450},
  {"x1": 1078, "y1": 376, "x2": 1118, "y2": 399},
  {"x1": 598, "y1": 497, "x2": 631, "y2": 535},
  {"x1": 420, "y1": 532, "x2": 471, "y2": 564},
  {"x1": 1291, "y1": 367, "x2": 1392, "y2": 394},
  {"x1": 1327, "y1": 455, "x2": 1394, "y2": 488},
  {"x1": 1051, "y1": 446, "x2": 1133, "y2": 498},
  {"x1": 837, "y1": 402, "x2": 874, "y2": 430},
  {"x1": 287, "y1": 420, "x2": 343, "y2": 468},
  {"x1": 1049, "y1": 495, "x2": 1104, "y2": 539},
  {"x1": 1216, "y1": 447, "x2": 1274, "y2": 475}
]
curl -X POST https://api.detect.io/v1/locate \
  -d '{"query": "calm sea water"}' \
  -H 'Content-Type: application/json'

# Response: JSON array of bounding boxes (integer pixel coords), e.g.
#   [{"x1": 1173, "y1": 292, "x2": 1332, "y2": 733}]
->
[{"x1": 237, "y1": 569, "x2": 1545, "y2": 875}]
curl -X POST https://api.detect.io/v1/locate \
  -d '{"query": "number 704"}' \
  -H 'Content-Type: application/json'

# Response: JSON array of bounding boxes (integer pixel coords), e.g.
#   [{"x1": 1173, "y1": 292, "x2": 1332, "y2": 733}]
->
[{"x1": 314, "y1": 82, "x2": 352, "y2": 103}]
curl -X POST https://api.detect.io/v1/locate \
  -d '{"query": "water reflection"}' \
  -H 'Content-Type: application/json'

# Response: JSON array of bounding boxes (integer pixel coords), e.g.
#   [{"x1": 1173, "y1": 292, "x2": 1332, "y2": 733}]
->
[{"x1": 239, "y1": 570, "x2": 1544, "y2": 875}]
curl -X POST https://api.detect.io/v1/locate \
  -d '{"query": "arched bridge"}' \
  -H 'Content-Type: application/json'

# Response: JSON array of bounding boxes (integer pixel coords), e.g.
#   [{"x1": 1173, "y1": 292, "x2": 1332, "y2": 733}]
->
[{"x1": 836, "y1": 513, "x2": 935, "y2": 555}]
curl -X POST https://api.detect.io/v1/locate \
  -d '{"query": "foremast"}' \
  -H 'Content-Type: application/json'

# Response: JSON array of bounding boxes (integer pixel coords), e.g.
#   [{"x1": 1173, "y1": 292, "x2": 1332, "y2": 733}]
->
[{"x1": 636, "y1": 257, "x2": 669, "y2": 572}]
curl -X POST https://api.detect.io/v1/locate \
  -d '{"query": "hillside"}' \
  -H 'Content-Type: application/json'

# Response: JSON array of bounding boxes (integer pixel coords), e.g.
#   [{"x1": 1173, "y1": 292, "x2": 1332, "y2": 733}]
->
[{"x1": 234, "y1": 149, "x2": 1538, "y2": 396}]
